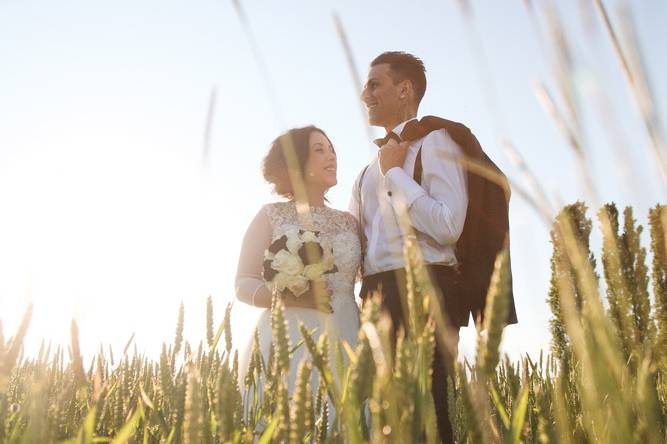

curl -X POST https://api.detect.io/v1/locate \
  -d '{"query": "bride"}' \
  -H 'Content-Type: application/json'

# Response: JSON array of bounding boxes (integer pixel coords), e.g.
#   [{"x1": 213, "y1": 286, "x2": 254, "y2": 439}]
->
[{"x1": 235, "y1": 126, "x2": 361, "y2": 399}]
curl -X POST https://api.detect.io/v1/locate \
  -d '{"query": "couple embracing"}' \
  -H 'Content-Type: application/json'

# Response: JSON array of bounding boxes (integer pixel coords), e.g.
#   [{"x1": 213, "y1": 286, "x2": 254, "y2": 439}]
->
[{"x1": 235, "y1": 51, "x2": 518, "y2": 443}]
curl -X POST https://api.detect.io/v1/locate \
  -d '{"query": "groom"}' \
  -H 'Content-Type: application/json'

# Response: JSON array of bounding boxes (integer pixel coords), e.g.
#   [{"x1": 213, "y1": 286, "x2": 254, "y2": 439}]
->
[{"x1": 350, "y1": 51, "x2": 518, "y2": 443}]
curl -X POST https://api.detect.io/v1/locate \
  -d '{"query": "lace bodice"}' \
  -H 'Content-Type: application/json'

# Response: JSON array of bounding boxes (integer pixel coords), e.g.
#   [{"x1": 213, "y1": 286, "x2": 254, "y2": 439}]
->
[{"x1": 264, "y1": 202, "x2": 361, "y2": 301}]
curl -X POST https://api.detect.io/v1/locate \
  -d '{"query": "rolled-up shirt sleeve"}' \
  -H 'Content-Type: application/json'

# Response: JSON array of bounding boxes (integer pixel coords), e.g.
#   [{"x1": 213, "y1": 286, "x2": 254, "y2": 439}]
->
[{"x1": 383, "y1": 129, "x2": 468, "y2": 246}]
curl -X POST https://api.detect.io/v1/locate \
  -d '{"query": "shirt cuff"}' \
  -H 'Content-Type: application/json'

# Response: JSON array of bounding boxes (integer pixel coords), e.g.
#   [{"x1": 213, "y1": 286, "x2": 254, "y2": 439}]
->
[{"x1": 383, "y1": 167, "x2": 426, "y2": 212}]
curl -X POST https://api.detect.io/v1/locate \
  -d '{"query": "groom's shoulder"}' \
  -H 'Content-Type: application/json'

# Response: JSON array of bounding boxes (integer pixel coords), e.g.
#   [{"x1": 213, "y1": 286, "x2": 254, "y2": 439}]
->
[
  {"x1": 418, "y1": 115, "x2": 484, "y2": 156},
  {"x1": 419, "y1": 115, "x2": 475, "y2": 138}
]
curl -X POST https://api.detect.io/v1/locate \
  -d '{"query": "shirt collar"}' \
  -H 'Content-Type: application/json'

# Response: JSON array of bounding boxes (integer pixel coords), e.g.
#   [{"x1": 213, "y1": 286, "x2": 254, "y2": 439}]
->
[{"x1": 390, "y1": 117, "x2": 418, "y2": 137}]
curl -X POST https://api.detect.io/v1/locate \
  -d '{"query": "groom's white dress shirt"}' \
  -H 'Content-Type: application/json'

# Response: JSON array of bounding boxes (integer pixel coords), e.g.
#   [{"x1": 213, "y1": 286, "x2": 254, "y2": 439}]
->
[{"x1": 349, "y1": 118, "x2": 469, "y2": 277}]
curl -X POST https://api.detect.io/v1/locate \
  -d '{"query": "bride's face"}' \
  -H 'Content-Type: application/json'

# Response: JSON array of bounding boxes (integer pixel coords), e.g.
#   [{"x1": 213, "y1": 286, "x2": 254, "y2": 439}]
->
[{"x1": 304, "y1": 131, "x2": 337, "y2": 192}]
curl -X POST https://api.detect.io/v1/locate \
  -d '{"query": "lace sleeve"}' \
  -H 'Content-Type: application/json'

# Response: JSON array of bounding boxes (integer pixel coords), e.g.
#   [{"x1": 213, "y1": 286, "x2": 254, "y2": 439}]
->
[
  {"x1": 235, "y1": 206, "x2": 272, "y2": 304},
  {"x1": 342, "y1": 211, "x2": 363, "y2": 284}
]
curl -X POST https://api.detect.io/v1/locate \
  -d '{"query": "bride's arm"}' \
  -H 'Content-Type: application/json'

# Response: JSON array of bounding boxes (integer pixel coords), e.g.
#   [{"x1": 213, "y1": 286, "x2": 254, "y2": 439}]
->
[{"x1": 235, "y1": 207, "x2": 273, "y2": 308}]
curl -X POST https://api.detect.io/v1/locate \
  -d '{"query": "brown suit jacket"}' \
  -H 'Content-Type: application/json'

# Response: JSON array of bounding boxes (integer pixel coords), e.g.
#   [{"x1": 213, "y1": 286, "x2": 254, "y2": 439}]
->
[{"x1": 402, "y1": 116, "x2": 518, "y2": 326}]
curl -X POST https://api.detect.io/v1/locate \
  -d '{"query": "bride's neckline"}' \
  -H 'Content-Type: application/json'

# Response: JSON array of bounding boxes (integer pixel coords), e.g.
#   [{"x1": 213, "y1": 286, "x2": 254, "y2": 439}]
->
[{"x1": 286, "y1": 200, "x2": 331, "y2": 211}]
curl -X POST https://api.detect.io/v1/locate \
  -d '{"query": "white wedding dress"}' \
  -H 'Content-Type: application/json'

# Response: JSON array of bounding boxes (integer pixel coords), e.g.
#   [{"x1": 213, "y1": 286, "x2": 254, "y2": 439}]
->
[{"x1": 237, "y1": 201, "x2": 361, "y2": 401}]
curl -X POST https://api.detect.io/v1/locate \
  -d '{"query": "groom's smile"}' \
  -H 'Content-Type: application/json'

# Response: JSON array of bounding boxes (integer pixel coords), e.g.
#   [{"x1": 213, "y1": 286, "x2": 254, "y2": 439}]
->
[{"x1": 361, "y1": 63, "x2": 407, "y2": 132}]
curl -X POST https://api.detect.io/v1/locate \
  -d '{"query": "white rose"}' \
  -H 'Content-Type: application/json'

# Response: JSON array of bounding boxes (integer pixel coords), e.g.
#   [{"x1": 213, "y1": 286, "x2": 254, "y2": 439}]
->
[
  {"x1": 284, "y1": 227, "x2": 299, "y2": 238},
  {"x1": 272, "y1": 250, "x2": 304, "y2": 276},
  {"x1": 304, "y1": 263, "x2": 326, "y2": 281},
  {"x1": 301, "y1": 230, "x2": 319, "y2": 243},
  {"x1": 287, "y1": 275, "x2": 310, "y2": 297},
  {"x1": 286, "y1": 231, "x2": 304, "y2": 254},
  {"x1": 269, "y1": 271, "x2": 290, "y2": 293}
]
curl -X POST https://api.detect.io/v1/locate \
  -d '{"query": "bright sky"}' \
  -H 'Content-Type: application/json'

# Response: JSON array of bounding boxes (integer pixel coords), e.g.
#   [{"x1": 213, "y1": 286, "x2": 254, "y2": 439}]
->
[{"x1": 1, "y1": 0, "x2": 666, "y2": 363}]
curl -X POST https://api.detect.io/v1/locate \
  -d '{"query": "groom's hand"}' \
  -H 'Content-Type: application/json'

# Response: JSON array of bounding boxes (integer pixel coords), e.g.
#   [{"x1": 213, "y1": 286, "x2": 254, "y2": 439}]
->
[{"x1": 379, "y1": 139, "x2": 409, "y2": 175}]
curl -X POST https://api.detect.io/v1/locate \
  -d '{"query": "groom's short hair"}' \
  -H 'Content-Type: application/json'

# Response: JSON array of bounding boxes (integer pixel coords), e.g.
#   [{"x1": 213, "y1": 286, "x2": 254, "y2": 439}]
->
[{"x1": 371, "y1": 51, "x2": 427, "y2": 106}]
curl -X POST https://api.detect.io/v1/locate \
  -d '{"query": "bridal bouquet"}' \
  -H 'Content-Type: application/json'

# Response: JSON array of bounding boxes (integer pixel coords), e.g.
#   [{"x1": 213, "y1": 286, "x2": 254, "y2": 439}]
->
[{"x1": 262, "y1": 228, "x2": 338, "y2": 298}]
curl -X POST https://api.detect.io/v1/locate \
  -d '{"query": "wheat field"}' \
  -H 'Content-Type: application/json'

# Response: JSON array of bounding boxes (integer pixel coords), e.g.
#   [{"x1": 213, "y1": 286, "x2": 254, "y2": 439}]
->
[
  {"x1": 1, "y1": 202, "x2": 667, "y2": 443},
  {"x1": 2, "y1": 1, "x2": 667, "y2": 443}
]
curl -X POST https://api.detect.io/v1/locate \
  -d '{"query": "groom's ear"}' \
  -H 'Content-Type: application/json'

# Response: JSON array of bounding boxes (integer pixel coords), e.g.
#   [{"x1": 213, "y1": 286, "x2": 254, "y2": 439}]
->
[{"x1": 399, "y1": 79, "x2": 413, "y2": 101}]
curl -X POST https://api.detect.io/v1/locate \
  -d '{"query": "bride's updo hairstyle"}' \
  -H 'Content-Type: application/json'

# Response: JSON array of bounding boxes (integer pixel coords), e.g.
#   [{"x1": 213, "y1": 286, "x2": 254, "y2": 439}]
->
[{"x1": 262, "y1": 125, "x2": 332, "y2": 199}]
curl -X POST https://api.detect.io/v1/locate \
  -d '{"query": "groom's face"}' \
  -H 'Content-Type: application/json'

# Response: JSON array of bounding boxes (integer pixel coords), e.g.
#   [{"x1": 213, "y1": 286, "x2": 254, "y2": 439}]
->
[{"x1": 361, "y1": 63, "x2": 403, "y2": 128}]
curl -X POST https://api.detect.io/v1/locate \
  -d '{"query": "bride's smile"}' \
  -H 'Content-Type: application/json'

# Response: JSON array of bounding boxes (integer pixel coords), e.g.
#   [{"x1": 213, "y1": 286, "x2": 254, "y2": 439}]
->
[{"x1": 304, "y1": 131, "x2": 338, "y2": 192}]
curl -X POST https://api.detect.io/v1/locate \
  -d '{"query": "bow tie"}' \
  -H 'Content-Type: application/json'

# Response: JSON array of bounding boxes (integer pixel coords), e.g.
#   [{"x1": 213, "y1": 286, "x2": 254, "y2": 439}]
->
[
  {"x1": 373, "y1": 131, "x2": 401, "y2": 147},
  {"x1": 372, "y1": 119, "x2": 422, "y2": 147}
]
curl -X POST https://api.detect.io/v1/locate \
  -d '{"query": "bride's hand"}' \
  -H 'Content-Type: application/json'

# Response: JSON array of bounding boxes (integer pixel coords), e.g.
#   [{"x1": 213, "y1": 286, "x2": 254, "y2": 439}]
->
[{"x1": 282, "y1": 280, "x2": 333, "y2": 313}]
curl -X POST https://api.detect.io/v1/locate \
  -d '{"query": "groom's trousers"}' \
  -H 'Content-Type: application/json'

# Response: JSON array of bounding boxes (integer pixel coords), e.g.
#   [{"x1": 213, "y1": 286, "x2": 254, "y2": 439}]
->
[{"x1": 360, "y1": 265, "x2": 466, "y2": 444}]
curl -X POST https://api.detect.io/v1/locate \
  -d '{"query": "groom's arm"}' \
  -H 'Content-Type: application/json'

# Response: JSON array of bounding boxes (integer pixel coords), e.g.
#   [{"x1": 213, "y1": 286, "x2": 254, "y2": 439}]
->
[{"x1": 383, "y1": 129, "x2": 468, "y2": 246}]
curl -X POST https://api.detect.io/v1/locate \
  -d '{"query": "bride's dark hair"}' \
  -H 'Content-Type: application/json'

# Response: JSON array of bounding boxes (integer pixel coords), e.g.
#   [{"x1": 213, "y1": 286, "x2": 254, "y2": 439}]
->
[{"x1": 262, "y1": 126, "x2": 332, "y2": 199}]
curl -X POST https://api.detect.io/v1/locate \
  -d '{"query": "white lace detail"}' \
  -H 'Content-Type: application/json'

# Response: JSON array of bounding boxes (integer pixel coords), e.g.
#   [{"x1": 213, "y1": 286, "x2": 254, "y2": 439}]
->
[{"x1": 265, "y1": 202, "x2": 361, "y2": 302}]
